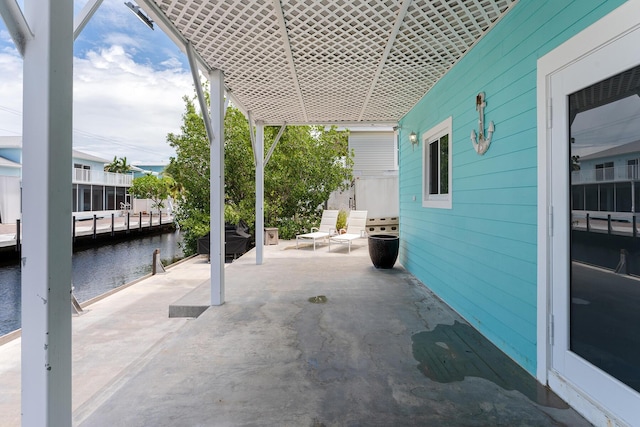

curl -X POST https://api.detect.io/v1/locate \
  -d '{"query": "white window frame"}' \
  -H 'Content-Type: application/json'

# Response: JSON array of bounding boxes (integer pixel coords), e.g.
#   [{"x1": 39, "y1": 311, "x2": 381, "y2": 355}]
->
[{"x1": 422, "y1": 116, "x2": 453, "y2": 209}]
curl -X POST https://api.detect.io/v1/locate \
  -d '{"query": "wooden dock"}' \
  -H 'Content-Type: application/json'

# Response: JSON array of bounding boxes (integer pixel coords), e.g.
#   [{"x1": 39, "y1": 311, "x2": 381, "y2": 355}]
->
[{"x1": 0, "y1": 213, "x2": 175, "y2": 259}]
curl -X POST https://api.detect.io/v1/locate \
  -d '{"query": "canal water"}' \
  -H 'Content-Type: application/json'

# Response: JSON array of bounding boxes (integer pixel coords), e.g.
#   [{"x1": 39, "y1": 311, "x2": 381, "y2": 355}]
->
[{"x1": 0, "y1": 230, "x2": 183, "y2": 336}]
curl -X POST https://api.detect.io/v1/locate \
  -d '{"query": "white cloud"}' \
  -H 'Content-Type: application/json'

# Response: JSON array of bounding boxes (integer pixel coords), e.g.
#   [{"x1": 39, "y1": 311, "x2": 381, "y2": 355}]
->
[
  {"x1": 73, "y1": 45, "x2": 193, "y2": 164},
  {"x1": 572, "y1": 96, "x2": 640, "y2": 157},
  {"x1": 0, "y1": 1, "x2": 196, "y2": 164},
  {"x1": 101, "y1": 32, "x2": 142, "y2": 50},
  {"x1": 0, "y1": 42, "x2": 193, "y2": 163},
  {"x1": 0, "y1": 49, "x2": 23, "y2": 136}
]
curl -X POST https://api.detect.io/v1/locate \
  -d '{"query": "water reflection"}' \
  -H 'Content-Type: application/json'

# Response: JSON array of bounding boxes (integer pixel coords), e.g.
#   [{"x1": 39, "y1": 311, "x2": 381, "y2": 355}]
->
[
  {"x1": 0, "y1": 230, "x2": 183, "y2": 336},
  {"x1": 0, "y1": 264, "x2": 21, "y2": 336}
]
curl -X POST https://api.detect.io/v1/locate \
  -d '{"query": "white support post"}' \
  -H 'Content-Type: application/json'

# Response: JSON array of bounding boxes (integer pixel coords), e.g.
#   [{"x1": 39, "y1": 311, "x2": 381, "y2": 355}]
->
[
  {"x1": 264, "y1": 123, "x2": 286, "y2": 166},
  {"x1": 73, "y1": 0, "x2": 103, "y2": 40},
  {"x1": 0, "y1": 0, "x2": 32, "y2": 56},
  {"x1": 186, "y1": 42, "x2": 214, "y2": 144},
  {"x1": 209, "y1": 69, "x2": 225, "y2": 305},
  {"x1": 21, "y1": 1, "x2": 74, "y2": 425},
  {"x1": 247, "y1": 111, "x2": 257, "y2": 165},
  {"x1": 255, "y1": 122, "x2": 265, "y2": 265}
]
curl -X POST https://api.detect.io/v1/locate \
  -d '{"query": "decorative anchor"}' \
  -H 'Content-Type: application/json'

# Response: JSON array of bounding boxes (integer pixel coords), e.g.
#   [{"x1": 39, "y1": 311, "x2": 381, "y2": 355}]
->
[{"x1": 470, "y1": 92, "x2": 495, "y2": 155}]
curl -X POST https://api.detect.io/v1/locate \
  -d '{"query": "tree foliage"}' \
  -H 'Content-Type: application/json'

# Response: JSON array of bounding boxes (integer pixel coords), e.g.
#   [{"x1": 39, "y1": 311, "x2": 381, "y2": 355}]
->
[
  {"x1": 166, "y1": 90, "x2": 353, "y2": 255},
  {"x1": 104, "y1": 156, "x2": 131, "y2": 173},
  {"x1": 128, "y1": 174, "x2": 172, "y2": 213},
  {"x1": 263, "y1": 125, "x2": 352, "y2": 224}
]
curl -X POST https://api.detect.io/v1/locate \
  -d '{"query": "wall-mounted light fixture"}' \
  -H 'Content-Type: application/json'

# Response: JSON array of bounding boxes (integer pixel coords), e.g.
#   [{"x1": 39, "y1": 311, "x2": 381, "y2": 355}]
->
[
  {"x1": 125, "y1": 2, "x2": 154, "y2": 30},
  {"x1": 409, "y1": 131, "x2": 418, "y2": 151}
]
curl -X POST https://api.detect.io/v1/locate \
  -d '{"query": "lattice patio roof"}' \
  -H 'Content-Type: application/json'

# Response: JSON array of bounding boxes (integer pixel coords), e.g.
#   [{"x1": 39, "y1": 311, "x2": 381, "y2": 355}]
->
[{"x1": 141, "y1": 0, "x2": 517, "y2": 125}]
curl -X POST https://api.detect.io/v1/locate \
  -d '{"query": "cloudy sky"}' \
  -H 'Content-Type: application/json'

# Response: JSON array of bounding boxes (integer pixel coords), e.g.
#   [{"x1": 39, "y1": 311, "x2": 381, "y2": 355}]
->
[
  {"x1": 571, "y1": 95, "x2": 640, "y2": 158},
  {"x1": 0, "y1": 0, "x2": 195, "y2": 165}
]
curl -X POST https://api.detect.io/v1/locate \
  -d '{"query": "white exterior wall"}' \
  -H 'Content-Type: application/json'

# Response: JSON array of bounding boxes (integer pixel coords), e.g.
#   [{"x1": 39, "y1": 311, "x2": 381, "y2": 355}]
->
[
  {"x1": 0, "y1": 175, "x2": 21, "y2": 223},
  {"x1": 350, "y1": 131, "x2": 397, "y2": 175},
  {"x1": 354, "y1": 176, "x2": 399, "y2": 218},
  {"x1": 349, "y1": 130, "x2": 399, "y2": 217},
  {"x1": 132, "y1": 198, "x2": 170, "y2": 214}
]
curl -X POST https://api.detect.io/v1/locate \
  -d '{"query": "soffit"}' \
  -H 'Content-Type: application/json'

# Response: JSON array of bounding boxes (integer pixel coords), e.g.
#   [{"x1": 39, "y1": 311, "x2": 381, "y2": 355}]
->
[
  {"x1": 570, "y1": 65, "x2": 640, "y2": 116},
  {"x1": 146, "y1": 0, "x2": 516, "y2": 125}
]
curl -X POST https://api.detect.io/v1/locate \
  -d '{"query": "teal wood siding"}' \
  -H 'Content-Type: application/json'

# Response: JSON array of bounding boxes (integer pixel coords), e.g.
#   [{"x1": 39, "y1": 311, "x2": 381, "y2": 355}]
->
[{"x1": 398, "y1": 0, "x2": 625, "y2": 374}]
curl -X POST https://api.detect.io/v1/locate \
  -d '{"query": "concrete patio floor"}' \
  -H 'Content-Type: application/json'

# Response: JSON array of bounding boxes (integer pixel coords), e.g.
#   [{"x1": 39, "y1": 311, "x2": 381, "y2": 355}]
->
[{"x1": 0, "y1": 239, "x2": 590, "y2": 426}]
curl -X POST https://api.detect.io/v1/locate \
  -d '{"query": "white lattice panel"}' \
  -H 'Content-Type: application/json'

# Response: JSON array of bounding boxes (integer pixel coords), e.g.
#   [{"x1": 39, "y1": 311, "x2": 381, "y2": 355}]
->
[{"x1": 150, "y1": 0, "x2": 516, "y2": 124}]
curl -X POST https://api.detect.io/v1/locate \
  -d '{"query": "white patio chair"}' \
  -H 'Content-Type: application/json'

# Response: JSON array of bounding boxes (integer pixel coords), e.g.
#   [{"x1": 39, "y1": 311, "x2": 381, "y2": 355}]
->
[
  {"x1": 329, "y1": 210, "x2": 368, "y2": 253},
  {"x1": 296, "y1": 210, "x2": 339, "y2": 250}
]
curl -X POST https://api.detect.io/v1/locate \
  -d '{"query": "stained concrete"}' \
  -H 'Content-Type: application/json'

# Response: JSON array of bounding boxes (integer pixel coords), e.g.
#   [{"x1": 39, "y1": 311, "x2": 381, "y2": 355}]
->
[{"x1": 0, "y1": 240, "x2": 591, "y2": 426}]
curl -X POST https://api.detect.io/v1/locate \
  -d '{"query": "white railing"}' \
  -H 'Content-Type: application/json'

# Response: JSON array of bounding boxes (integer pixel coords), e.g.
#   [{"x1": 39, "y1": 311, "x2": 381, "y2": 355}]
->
[
  {"x1": 572, "y1": 165, "x2": 640, "y2": 184},
  {"x1": 73, "y1": 168, "x2": 133, "y2": 186}
]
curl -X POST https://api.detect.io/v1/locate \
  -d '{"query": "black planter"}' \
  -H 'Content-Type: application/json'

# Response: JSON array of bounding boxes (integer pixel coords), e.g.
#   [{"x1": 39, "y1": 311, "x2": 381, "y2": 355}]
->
[{"x1": 368, "y1": 234, "x2": 399, "y2": 269}]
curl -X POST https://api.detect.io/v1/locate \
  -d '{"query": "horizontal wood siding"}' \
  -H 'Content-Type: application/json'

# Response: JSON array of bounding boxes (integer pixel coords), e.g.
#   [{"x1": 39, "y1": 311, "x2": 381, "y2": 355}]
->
[{"x1": 398, "y1": 0, "x2": 625, "y2": 374}]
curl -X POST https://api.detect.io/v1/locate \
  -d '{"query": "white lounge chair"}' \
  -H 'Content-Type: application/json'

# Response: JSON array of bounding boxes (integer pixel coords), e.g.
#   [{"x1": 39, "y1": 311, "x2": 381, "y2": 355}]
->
[
  {"x1": 329, "y1": 210, "x2": 368, "y2": 253},
  {"x1": 296, "y1": 210, "x2": 339, "y2": 250}
]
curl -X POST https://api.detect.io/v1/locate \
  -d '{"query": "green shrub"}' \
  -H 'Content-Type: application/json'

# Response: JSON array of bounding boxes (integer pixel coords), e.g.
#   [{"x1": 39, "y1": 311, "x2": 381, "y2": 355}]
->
[
  {"x1": 275, "y1": 215, "x2": 319, "y2": 240},
  {"x1": 336, "y1": 209, "x2": 347, "y2": 231}
]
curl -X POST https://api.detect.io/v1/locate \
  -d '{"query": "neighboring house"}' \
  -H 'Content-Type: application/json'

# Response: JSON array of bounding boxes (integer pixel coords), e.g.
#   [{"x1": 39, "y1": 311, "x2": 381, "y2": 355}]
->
[
  {"x1": 72, "y1": 150, "x2": 133, "y2": 216},
  {"x1": 0, "y1": 136, "x2": 25, "y2": 223},
  {"x1": 328, "y1": 129, "x2": 398, "y2": 218},
  {"x1": 350, "y1": 129, "x2": 398, "y2": 218},
  {"x1": 399, "y1": 2, "x2": 638, "y2": 425},
  {"x1": 0, "y1": 155, "x2": 21, "y2": 224},
  {"x1": 571, "y1": 139, "x2": 640, "y2": 214},
  {"x1": 0, "y1": 136, "x2": 134, "y2": 222},
  {"x1": 132, "y1": 163, "x2": 167, "y2": 178}
]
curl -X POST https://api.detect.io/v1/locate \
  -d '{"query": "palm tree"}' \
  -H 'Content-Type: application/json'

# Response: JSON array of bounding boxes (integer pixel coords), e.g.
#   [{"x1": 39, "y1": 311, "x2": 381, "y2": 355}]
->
[
  {"x1": 118, "y1": 156, "x2": 131, "y2": 173},
  {"x1": 104, "y1": 156, "x2": 120, "y2": 172},
  {"x1": 104, "y1": 156, "x2": 132, "y2": 173}
]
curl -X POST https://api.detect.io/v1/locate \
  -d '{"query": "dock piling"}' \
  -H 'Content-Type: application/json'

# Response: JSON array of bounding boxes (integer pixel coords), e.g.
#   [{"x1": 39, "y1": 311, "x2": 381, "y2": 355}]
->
[{"x1": 152, "y1": 248, "x2": 166, "y2": 275}]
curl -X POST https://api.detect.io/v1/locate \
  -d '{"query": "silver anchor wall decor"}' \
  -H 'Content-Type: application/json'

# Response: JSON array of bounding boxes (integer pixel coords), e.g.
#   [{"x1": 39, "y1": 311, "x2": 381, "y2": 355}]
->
[{"x1": 470, "y1": 92, "x2": 495, "y2": 155}]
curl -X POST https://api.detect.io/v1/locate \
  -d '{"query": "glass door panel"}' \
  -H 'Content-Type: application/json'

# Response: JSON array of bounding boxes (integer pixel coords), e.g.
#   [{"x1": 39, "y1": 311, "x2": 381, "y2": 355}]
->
[{"x1": 569, "y1": 64, "x2": 640, "y2": 393}]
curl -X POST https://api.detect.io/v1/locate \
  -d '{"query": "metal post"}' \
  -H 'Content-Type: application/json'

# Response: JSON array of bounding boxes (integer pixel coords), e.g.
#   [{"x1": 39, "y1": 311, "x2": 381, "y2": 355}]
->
[
  {"x1": 159, "y1": 211, "x2": 162, "y2": 225},
  {"x1": 127, "y1": 211, "x2": 130, "y2": 233},
  {"x1": 634, "y1": 215, "x2": 637, "y2": 239},
  {"x1": 139, "y1": 212, "x2": 142, "y2": 231},
  {"x1": 586, "y1": 213, "x2": 590, "y2": 232},
  {"x1": 21, "y1": 1, "x2": 73, "y2": 424},
  {"x1": 150, "y1": 211, "x2": 153, "y2": 228},
  {"x1": 608, "y1": 214, "x2": 612, "y2": 234},
  {"x1": 209, "y1": 68, "x2": 225, "y2": 305},
  {"x1": 111, "y1": 212, "x2": 114, "y2": 236}
]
